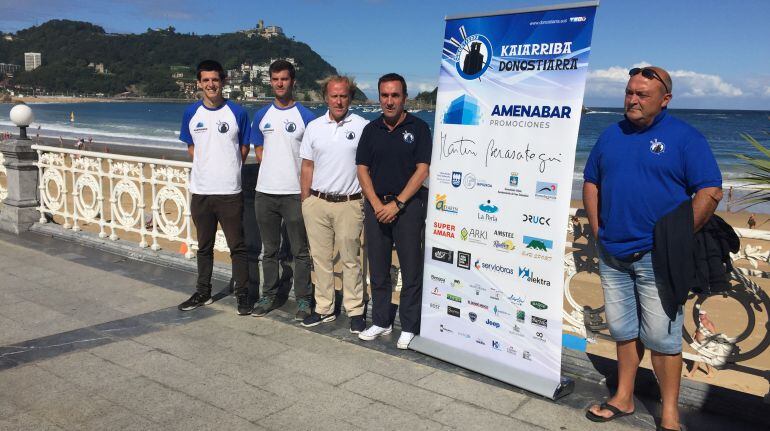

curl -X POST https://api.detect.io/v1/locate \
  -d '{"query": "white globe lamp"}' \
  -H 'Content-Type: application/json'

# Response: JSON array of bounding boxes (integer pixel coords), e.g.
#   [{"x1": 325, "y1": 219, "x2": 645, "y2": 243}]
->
[{"x1": 9, "y1": 103, "x2": 34, "y2": 140}]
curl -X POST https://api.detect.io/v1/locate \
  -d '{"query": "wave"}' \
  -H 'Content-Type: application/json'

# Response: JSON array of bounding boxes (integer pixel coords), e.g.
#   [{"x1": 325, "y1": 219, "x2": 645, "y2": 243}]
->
[
  {"x1": 0, "y1": 120, "x2": 181, "y2": 146},
  {"x1": 585, "y1": 110, "x2": 622, "y2": 115}
]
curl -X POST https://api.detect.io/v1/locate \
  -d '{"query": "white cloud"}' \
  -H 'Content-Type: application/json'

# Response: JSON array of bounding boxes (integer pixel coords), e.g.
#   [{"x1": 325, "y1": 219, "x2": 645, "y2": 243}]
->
[{"x1": 586, "y1": 62, "x2": 744, "y2": 99}]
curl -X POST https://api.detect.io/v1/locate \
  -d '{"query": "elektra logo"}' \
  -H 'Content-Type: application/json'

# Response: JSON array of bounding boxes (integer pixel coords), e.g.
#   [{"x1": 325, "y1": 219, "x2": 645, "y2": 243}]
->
[
  {"x1": 432, "y1": 221, "x2": 456, "y2": 239},
  {"x1": 535, "y1": 182, "x2": 558, "y2": 200},
  {"x1": 435, "y1": 194, "x2": 459, "y2": 214},
  {"x1": 445, "y1": 25, "x2": 493, "y2": 80},
  {"x1": 491, "y1": 340, "x2": 501, "y2": 350},
  {"x1": 443, "y1": 94, "x2": 482, "y2": 126},
  {"x1": 523, "y1": 213, "x2": 551, "y2": 226},
  {"x1": 478, "y1": 200, "x2": 499, "y2": 222},
  {"x1": 519, "y1": 267, "x2": 551, "y2": 286},
  {"x1": 432, "y1": 247, "x2": 454, "y2": 264},
  {"x1": 485, "y1": 318, "x2": 501, "y2": 329}
]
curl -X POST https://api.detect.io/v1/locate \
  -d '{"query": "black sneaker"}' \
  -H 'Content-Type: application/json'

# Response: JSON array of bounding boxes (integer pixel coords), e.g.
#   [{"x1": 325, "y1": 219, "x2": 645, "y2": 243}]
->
[
  {"x1": 349, "y1": 315, "x2": 366, "y2": 334},
  {"x1": 178, "y1": 292, "x2": 213, "y2": 311},
  {"x1": 300, "y1": 312, "x2": 336, "y2": 328},
  {"x1": 295, "y1": 297, "x2": 312, "y2": 321},
  {"x1": 236, "y1": 294, "x2": 251, "y2": 316},
  {"x1": 252, "y1": 296, "x2": 278, "y2": 317}
]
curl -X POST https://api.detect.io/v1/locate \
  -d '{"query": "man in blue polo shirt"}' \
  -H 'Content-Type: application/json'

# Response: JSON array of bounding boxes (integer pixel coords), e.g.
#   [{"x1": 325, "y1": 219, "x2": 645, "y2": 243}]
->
[
  {"x1": 583, "y1": 66, "x2": 722, "y2": 431},
  {"x1": 178, "y1": 59, "x2": 251, "y2": 315},
  {"x1": 250, "y1": 60, "x2": 316, "y2": 320},
  {"x1": 356, "y1": 73, "x2": 431, "y2": 349}
]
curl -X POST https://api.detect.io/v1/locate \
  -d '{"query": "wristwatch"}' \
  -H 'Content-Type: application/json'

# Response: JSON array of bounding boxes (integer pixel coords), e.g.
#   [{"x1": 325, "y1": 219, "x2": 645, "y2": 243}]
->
[{"x1": 395, "y1": 198, "x2": 406, "y2": 210}]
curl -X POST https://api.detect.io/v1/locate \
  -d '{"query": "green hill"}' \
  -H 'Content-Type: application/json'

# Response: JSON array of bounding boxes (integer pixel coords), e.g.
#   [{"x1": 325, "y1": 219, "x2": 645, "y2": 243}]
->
[{"x1": 0, "y1": 20, "x2": 360, "y2": 99}]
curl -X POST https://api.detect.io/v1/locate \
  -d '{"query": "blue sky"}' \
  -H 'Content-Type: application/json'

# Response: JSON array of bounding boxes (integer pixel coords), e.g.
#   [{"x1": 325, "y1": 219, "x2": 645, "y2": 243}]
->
[{"x1": 2, "y1": 0, "x2": 769, "y2": 109}]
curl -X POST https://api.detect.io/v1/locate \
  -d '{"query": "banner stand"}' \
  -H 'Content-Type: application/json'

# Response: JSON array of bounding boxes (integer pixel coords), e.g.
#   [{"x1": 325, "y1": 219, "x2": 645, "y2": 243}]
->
[{"x1": 411, "y1": 336, "x2": 575, "y2": 400}]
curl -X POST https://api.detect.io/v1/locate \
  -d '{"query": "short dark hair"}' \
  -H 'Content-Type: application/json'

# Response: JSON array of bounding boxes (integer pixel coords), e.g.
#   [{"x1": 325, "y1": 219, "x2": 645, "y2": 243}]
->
[
  {"x1": 269, "y1": 59, "x2": 296, "y2": 80},
  {"x1": 196, "y1": 60, "x2": 226, "y2": 81},
  {"x1": 378, "y1": 73, "x2": 407, "y2": 96}
]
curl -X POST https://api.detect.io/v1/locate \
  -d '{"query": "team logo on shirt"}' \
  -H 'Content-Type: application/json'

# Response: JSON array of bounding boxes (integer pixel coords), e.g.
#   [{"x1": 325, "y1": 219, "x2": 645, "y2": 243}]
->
[
  {"x1": 345, "y1": 131, "x2": 356, "y2": 140},
  {"x1": 402, "y1": 131, "x2": 415, "y2": 144},
  {"x1": 195, "y1": 122, "x2": 204, "y2": 128},
  {"x1": 650, "y1": 138, "x2": 665, "y2": 155},
  {"x1": 285, "y1": 120, "x2": 297, "y2": 133},
  {"x1": 217, "y1": 121, "x2": 230, "y2": 133},
  {"x1": 262, "y1": 122, "x2": 274, "y2": 133}
]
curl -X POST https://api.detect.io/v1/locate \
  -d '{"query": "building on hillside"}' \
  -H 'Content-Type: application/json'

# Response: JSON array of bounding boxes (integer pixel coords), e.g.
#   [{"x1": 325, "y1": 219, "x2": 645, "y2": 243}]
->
[
  {"x1": 24, "y1": 52, "x2": 41, "y2": 71},
  {"x1": 0, "y1": 63, "x2": 21, "y2": 74},
  {"x1": 239, "y1": 20, "x2": 285, "y2": 39}
]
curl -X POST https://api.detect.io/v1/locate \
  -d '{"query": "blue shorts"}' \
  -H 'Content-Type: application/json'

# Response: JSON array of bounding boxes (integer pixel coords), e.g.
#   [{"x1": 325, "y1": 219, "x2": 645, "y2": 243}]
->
[{"x1": 598, "y1": 244, "x2": 684, "y2": 354}]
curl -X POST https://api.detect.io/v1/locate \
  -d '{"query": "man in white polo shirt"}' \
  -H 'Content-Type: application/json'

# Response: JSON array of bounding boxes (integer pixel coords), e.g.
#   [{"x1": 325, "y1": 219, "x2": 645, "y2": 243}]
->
[
  {"x1": 177, "y1": 59, "x2": 251, "y2": 315},
  {"x1": 298, "y1": 76, "x2": 369, "y2": 333},
  {"x1": 250, "y1": 59, "x2": 316, "y2": 320}
]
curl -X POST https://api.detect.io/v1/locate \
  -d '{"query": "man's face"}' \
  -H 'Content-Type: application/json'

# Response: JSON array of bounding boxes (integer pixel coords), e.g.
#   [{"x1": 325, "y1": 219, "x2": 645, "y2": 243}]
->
[
  {"x1": 379, "y1": 80, "x2": 406, "y2": 122},
  {"x1": 198, "y1": 70, "x2": 223, "y2": 101},
  {"x1": 624, "y1": 73, "x2": 670, "y2": 128},
  {"x1": 326, "y1": 81, "x2": 351, "y2": 122},
  {"x1": 270, "y1": 69, "x2": 294, "y2": 99}
]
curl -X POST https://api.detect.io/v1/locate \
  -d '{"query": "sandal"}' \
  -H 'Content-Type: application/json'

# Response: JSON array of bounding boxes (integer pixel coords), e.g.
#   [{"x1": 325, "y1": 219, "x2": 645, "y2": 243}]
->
[{"x1": 585, "y1": 402, "x2": 634, "y2": 422}]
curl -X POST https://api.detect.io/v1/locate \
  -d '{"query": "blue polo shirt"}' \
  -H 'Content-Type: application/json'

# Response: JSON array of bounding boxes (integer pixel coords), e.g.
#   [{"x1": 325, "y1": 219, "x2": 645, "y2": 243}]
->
[{"x1": 583, "y1": 110, "x2": 722, "y2": 258}]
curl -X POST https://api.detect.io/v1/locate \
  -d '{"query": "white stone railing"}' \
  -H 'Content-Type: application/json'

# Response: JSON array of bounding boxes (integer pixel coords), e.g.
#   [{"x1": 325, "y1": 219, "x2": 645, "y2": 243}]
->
[
  {"x1": 0, "y1": 150, "x2": 7, "y2": 201},
  {"x1": 32, "y1": 145, "x2": 230, "y2": 258}
]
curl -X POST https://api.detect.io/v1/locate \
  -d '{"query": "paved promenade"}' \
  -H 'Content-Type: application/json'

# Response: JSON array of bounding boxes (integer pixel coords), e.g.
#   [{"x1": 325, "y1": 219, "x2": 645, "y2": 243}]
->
[{"x1": 0, "y1": 231, "x2": 759, "y2": 430}]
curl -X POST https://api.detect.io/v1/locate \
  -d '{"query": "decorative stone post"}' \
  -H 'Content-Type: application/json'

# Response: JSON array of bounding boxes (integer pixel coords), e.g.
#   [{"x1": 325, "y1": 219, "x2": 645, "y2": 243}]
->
[{"x1": 0, "y1": 104, "x2": 39, "y2": 234}]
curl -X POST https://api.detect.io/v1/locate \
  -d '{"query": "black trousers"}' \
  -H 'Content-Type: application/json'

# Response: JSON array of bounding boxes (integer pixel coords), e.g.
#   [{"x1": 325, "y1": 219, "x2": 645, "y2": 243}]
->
[
  {"x1": 364, "y1": 187, "x2": 427, "y2": 333},
  {"x1": 191, "y1": 193, "x2": 248, "y2": 297}
]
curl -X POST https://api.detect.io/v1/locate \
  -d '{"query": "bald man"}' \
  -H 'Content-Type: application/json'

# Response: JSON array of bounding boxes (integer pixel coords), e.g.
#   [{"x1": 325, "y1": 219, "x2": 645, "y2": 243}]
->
[{"x1": 582, "y1": 66, "x2": 722, "y2": 431}]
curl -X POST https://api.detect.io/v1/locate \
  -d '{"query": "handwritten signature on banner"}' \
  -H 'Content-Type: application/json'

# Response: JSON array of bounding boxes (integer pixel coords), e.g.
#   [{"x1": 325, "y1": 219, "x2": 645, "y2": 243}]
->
[{"x1": 439, "y1": 133, "x2": 562, "y2": 173}]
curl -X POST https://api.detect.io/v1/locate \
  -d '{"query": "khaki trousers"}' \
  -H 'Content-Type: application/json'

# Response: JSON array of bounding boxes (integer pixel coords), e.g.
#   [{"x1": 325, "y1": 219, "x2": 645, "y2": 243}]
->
[{"x1": 301, "y1": 195, "x2": 365, "y2": 316}]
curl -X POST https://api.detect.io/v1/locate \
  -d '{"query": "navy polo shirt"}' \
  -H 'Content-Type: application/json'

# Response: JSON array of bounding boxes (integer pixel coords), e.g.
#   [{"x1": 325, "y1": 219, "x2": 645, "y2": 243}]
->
[
  {"x1": 355, "y1": 112, "x2": 432, "y2": 195},
  {"x1": 583, "y1": 110, "x2": 722, "y2": 258}
]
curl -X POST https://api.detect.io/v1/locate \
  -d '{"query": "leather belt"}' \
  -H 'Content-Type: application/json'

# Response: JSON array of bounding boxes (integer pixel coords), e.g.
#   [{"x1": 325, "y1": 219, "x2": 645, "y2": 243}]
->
[
  {"x1": 379, "y1": 194, "x2": 398, "y2": 204},
  {"x1": 310, "y1": 189, "x2": 362, "y2": 203}
]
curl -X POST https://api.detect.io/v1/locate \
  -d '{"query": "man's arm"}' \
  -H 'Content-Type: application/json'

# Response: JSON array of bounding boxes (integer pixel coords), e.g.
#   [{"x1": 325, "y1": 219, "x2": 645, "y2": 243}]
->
[
  {"x1": 254, "y1": 146, "x2": 263, "y2": 163},
  {"x1": 357, "y1": 165, "x2": 384, "y2": 219},
  {"x1": 583, "y1": 181, "x2": 600, "y2": 239},
  {"x1": 187, "y1": 145, "x2": 194, "y2": 160},
  {"x1": 693, "y1": 186, "x2": 722, "y2": 232},
  {"x1": 240, "y1": 145, "x2": 249, "y2": 163},
  {"x1": 377, "y1": 163, "x2": 430, "y2": 224},
  {"x1": 300, "y1": 159, "x2": 314, "y2": 202}
]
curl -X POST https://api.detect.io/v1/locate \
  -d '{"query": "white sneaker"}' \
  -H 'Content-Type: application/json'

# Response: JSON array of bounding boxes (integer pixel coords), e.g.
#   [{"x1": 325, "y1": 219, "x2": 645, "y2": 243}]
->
[
  {"x1": 397, "y1": 331, "x2": 415, "y2": 350},
  {"x1": 358, "y1": 325, "x2": 392, "y2": 341}
]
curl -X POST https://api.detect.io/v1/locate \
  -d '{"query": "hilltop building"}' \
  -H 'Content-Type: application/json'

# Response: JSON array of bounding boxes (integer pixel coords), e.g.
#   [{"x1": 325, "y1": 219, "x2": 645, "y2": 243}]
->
[
  {"x1": 239, "y1": 20, "x2": 285, "y2": 39},
  {"x1": 0, "y1": 63, "x2": 21, "y2": 75},
  {"x1": 24, "y1": 52, "x2": 41, "y2": 71}
]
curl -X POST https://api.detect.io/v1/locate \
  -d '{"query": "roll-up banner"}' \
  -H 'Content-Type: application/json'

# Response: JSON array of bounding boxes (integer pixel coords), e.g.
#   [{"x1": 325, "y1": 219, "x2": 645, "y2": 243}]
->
[{"x1": 410, "y1": 1, "x2": 599, "y2": 399}]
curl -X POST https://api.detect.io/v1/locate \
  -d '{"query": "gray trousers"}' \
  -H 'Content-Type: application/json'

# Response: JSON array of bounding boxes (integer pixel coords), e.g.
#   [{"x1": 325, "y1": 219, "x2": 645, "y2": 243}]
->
[{"x1": 255, "y1": 191, "x2": 312, "y2": 300}]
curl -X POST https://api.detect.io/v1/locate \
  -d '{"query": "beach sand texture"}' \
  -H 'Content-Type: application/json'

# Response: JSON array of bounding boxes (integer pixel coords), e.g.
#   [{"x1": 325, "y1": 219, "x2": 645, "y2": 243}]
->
[{"x1": 14, "y1": 137, "x2": 770, "y2": 399}]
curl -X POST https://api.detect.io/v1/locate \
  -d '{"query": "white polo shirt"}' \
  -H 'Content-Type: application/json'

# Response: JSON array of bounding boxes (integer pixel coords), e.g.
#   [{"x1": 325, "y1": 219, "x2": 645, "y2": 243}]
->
[
  {"x1": 179, "y1": 100, "x2": 250, "y2": 195},
  {"x1": 300, "y1": 111, "x2": 369, "y2": 195},
  {"x1": 250, "y1": 102, "x2": 316, "y2": 194}
]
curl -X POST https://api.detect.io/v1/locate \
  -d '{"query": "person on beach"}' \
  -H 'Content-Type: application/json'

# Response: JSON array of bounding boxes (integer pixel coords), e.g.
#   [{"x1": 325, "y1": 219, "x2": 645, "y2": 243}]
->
[
  {"x1": 355, "y1": 73, "x2": 431, "y2": 349},
  {"x1": 583, "y1": 66, "x2": 722, "y2": 431},
  {"x1": 748, "y1": 213, "x2": 756, "y2": 229},
  {"x1": 177, "y1": 59, "x2": 251, "y2": 315},
  {"x1": 298, "y1": 75, "x2": 369, "y2": 333},
  {"x1": 250, "y1": 59, "x2": 315, "y2": 320}
]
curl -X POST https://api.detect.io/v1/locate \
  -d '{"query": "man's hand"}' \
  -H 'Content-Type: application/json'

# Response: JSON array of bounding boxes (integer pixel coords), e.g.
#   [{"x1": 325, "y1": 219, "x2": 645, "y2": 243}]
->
[{"x1": 376, "y1": 201, "x2": 400, "y2": 223}]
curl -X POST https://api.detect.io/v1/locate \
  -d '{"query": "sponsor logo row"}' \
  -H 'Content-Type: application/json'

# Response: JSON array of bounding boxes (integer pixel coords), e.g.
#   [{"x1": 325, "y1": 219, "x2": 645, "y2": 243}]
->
[{"x1": 435, "y1": 171, "x2": 558, "y2": 201}]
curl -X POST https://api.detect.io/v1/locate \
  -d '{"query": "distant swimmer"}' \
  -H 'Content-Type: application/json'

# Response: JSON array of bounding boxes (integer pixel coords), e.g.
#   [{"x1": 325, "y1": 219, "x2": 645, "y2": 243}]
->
[{"x1": 583, "y1": 66, "x2": 722, "y2": 431}]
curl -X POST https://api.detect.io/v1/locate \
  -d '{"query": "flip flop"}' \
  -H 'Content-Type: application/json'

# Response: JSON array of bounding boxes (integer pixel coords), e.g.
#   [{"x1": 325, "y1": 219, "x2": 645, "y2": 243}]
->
[{"x1": 585, "y1": 402, "x2": 634, "y2": 422}]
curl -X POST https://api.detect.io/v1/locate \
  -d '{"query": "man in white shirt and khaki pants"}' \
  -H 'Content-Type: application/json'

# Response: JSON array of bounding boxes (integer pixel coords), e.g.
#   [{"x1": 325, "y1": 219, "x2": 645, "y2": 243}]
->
[{"x1": 299, "y1": 76, "x2": 369, "y2": 333}]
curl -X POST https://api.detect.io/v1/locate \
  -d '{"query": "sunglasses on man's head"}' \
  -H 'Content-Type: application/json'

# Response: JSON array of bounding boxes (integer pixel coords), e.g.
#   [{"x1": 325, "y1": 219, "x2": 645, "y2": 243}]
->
[{"x1": 629, "y1": 67, "x2": 669, "y2": 94}]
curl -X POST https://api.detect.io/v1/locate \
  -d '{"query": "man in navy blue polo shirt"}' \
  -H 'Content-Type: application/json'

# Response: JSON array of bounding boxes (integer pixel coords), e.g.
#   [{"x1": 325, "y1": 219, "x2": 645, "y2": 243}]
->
[
  {"x1": 177, "y1": 59, "x2": 251, "y2": 315},
  {"x1": 356, "y1": 73, "x2": 431, "y2": 349},
  {"x1": 583, "y1": 66, "x2": 722, "y2": 431}
]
